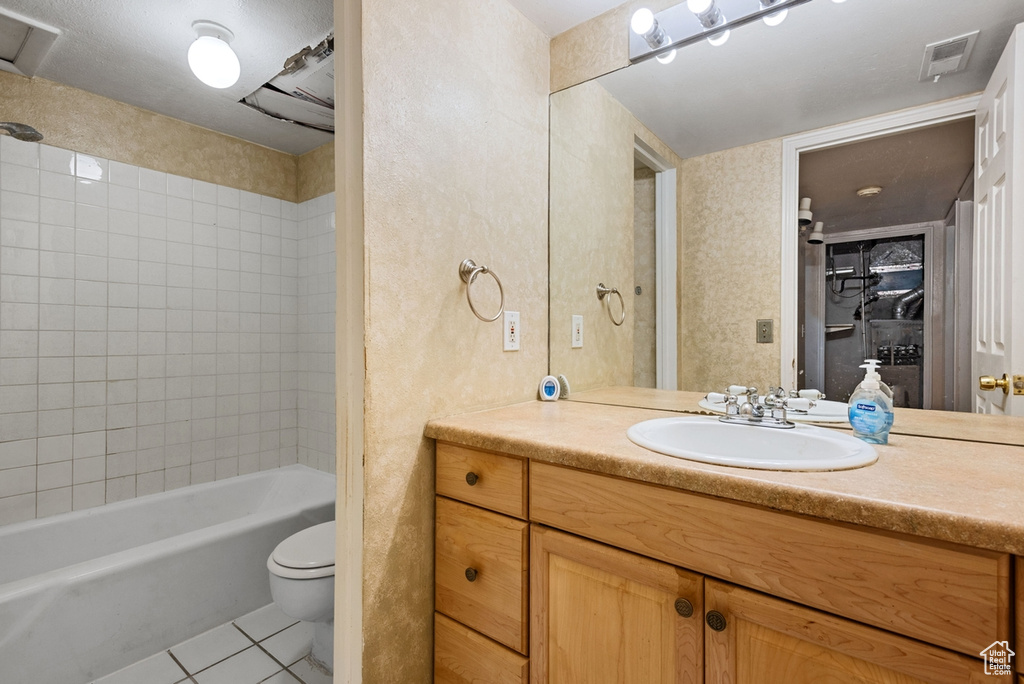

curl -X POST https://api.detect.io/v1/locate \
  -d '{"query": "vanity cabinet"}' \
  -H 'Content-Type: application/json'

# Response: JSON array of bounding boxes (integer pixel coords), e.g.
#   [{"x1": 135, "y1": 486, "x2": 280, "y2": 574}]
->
[
  {"x1": 530, "y1": 526, "x2": 703, "y2": 683},
  {"x1": 434, "y1": 441, "x2": 1016, "y2": 683},
  {"x1": 434, "y1": 443, "x2": 530, "y2": 682}
]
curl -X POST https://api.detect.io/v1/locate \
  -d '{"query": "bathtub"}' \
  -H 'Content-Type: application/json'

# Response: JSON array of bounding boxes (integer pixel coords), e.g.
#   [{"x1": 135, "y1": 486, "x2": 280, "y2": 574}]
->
[{"x1": 0, "y1": 464, "x2": 335, "y2": 683}]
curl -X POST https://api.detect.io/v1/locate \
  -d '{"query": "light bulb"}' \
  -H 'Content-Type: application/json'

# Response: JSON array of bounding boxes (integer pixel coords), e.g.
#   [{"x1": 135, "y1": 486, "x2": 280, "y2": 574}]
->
[
  {"x1": 831, "y1": 0, "x2": 847, "y2": 3},
  {"x1": 188, "y1": 22, "x2": 241, "y2": 89},
  {"x1": 631, "y1": 8, "x2": 655, "y2": 35},
  {"x1": 761, "y1": 0, "x2": 788, "y2": 27},
  {"x1": 656, "y1": 49, "x2": 677, "y2": 65},
  {"x1": 687, "y1": 0, "x2": 713, "y2": 13},
  {"x1": 707, "y1": 28, "x2": 730, "y2": 46}
]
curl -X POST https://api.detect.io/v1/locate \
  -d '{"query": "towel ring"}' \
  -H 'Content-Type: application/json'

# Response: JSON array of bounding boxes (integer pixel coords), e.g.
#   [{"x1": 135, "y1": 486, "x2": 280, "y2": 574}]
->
[
  {"x1": 596, "y1": 283, "x2": 625, "y2": 326},
  {"x1": 459, "y1": 259, "x2": 504, "y2": 322}
]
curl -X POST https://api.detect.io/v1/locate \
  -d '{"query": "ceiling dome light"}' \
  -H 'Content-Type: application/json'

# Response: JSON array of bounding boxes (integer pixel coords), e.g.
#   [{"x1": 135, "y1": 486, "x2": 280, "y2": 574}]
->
[{"x1": 188, "y1": 21, "x2": 240, "y2": 89}]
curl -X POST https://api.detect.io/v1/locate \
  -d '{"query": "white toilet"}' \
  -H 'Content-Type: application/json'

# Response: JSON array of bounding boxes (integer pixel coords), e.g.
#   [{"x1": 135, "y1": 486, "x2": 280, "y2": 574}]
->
[{"x1": 267, "y1": 520, "x2": 336, "y2": 672}]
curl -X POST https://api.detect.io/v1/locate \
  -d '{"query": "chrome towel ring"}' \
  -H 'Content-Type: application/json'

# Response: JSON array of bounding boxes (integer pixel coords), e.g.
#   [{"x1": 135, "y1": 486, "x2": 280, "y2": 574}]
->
[
  {"x1": 597, "y1": 283, "x2": 625, "y2": 326},
  {"x1": 459, "y1": 259, "x2": 505, "y2": 322}
]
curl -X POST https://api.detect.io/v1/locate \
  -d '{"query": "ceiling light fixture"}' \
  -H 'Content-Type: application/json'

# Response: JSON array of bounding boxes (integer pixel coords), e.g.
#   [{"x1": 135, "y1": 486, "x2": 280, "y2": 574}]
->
[
  {"x1": 631, "y1": 8, "x2": 677, "y2": 64},
  {"x1": 687, "y1": 0, "x2": 730, "y2": 47},
  {"x1": 759, "y1": 0, "x2": 789, "y2": 26},
  {"x1": 188, "y1": 21, "x2": 240, "y2": 89},
  {"x1": 798, "y1": 197, "x2": 813, "y2": 226},
  {"x1": 857, "y1": 185, "x2": 883, "y2": 197},
  {"x1": 808, "y1": 222, "x2": 825, "y2": 244}
]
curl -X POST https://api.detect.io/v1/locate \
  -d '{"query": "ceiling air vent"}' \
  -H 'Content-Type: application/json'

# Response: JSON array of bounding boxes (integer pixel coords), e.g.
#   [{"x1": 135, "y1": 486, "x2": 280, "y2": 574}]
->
[
  {"x1": 919, "y1": 31, "x2": 978, "y2": 83},
  {"x1": 0, "y1": 7, "x2": 60, "y2": 78}
]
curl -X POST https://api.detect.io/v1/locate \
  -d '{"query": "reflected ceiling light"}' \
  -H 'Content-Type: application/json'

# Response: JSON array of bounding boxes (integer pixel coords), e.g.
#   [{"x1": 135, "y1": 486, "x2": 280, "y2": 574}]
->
[
  {"x1": 798, "y1": 197, "x2": 813, "y2": 226},
  {"x1": 687, "y1": 0, "x2": 730, "y2": 47},
  {"x1": 631, "y1": 8, "x2": 676, "y2": 64},
  {"x1": 188, "y1": 20, "x2": 240, "y2": 89},
  {"x1": 857, "y1": 185, "x2": 883, "y2": 197},
  {"x1": 759, "y1": 0, "x2": 788, "y2": 26}
]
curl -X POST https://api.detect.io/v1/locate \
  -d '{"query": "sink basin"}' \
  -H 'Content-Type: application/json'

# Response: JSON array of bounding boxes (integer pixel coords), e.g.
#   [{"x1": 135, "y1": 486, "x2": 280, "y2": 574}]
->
[{"x1": 627, "y1": 416, "x2": 877, "y2": 471}]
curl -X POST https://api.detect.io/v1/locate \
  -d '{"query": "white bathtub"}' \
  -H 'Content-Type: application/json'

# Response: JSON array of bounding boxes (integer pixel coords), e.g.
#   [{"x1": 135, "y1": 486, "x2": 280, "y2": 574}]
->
[{"x1": 0, "y1": 465, "x2": 335, "y2": 683}]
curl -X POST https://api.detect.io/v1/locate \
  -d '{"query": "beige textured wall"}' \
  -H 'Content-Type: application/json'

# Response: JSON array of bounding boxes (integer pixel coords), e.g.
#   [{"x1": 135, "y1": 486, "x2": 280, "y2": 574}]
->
[
  {"x1": 549, "y1": 80, "x2": 680, "y2": 393},
  {"x1": 360, "y1": 0, "x2": 549, "y2": 680},
  {"x1": 679, "y1": 139, "x2": 783, "y2": 392},
  {"x1": 0, "y1": 71, "x2": 302, "y2": 201},
  {"x1": 297, "y1": 141, "x2": 336, "y2": 202},
  {"x1": 550, "y1": 0, "x2": 675, "y2": 92}
]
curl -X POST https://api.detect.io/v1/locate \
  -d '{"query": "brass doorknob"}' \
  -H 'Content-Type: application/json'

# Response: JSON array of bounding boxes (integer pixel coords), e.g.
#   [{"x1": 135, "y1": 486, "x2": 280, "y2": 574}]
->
[{"x1": 979, "y1": 374, "x2": 1010, "y2": 394}]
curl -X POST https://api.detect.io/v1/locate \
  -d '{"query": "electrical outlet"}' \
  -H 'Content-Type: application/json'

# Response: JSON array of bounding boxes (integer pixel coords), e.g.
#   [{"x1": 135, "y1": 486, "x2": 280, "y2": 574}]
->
[
  {"x1": 504, "y1": 311, "x2": 520, "y2": 351},
  {"x1": 571, "y1": 315, "x2": 583, "y2": 348},
  {"x1": 757, "y1": 319, "x2": 774, "y2": 344}
]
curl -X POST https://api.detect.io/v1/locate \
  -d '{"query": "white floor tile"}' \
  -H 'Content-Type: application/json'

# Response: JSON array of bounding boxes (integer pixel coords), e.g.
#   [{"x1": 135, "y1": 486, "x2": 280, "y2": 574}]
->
[
  {"x1": 287, "y1": 656, "x2": 332, "y2": 684},
  {"x1": 90, "y1": 651, "x2": 188, "y2": 684},
  {"x1": 234, "y1": 603, "x2": 298, "y2": 641},
  {"x1": 193, "y1": 645, "x2": 280, "y2": 684},
  {"x1": 259, "y1": 622, "x2": 314, "y2": 666},
  {"x1": 170, "y1": 622, "x2": 252, "y2": 674},
  {"x1": 260, "y1": 670, "x2": 301, "y2": 683}
]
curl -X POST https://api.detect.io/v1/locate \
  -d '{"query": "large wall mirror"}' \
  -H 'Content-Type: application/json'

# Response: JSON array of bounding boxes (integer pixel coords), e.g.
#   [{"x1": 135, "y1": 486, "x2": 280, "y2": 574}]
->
[{"x1": 548, "y1": 0, "x2": 1024, "y2": 440}]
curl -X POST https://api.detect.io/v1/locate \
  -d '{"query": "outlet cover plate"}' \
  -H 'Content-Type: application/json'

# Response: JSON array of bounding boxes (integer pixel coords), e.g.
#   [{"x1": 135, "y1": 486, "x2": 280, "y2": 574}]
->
[
  {"x1": 757, "y1": 319, "x2": 773, "y2": 344},
  {"x1": 572, "y1": 315, "x2": 583, "y2": 348},
  {"x1": 504, "y1": 311, "x2": 520, "y2": 351}
]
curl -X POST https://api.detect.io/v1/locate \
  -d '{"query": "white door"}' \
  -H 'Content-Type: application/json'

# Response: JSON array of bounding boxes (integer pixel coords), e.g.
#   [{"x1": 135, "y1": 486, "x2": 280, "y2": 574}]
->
[{"x1": 974, "y1": 23, "x2": 1024, "y2": 415}]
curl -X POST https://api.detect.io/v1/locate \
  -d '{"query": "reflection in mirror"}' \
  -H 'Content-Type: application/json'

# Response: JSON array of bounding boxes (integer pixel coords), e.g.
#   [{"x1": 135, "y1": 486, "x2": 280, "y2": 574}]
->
[{"x1": 548, "y1": 0, "x2": 1024, "y2": 436}]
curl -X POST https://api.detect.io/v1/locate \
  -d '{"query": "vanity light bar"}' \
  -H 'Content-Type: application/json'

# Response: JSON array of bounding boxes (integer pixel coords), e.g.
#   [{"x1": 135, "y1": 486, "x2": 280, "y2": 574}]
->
[{"x1": 629, "y1": 0, "x2": 815, "y2": 65}]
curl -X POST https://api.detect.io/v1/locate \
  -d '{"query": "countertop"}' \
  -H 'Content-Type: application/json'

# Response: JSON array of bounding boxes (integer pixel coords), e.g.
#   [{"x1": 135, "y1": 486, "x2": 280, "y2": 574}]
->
[{"x1": 424, "y1": 399, "x2": 1024, "y2": 555}]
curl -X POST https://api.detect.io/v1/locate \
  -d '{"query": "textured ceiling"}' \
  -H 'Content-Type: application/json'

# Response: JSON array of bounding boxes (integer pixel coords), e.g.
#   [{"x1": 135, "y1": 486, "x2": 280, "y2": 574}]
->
[
  {"x1": 799, "y1": 118, "x2": 976, "y2": 233},
  {"x1": 3, "y1": 0, "x2": 333, "y2": 155},
  {"x1": 599, "y1": 0, "x2": 1024, "y2": 159}
]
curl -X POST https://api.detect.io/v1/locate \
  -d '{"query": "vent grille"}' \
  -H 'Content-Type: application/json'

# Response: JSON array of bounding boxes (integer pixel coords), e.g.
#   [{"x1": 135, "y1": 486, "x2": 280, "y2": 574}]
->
[
  {"x1": 919, "y1": 31, "x2": 979, "y2": 82},
  {"x1": 0, "y1": 8, "x2": 60, "y2": 78}
]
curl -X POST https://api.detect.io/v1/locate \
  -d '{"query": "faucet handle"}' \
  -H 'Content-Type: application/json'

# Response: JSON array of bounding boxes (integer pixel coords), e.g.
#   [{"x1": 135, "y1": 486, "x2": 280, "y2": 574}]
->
[
  {"x1": 784, "y1": 398, "x2": 813, "y2": 412},
  {"x1": 706, "y1": 392, "x2": 728, "y2": 404},
  {"x1": 727, "y1": 385, "x2": 750, "y2": 395},
  {"x1": 797, "y1": 389, "x2": 825, "y2": 401}
]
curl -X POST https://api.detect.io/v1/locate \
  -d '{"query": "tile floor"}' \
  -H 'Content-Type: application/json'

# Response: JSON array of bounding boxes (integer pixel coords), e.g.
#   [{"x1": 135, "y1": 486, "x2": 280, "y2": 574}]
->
[{"x1": 91, "y1": 604, "x2": 331, "y2": 684}]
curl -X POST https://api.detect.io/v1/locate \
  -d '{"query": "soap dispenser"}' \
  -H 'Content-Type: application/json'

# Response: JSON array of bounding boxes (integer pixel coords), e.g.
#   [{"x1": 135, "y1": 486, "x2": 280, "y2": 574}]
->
[
  {"x1": 848, "y1": 361, "x2": 894, "y2": 444},
  {"x1": 861, "y1": 360, "x2": 893, "y2": 402}
]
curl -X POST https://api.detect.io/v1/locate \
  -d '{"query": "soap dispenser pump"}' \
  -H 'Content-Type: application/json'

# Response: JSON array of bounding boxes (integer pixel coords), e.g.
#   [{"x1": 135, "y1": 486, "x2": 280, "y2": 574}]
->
[{"x1": 860, "y1": 359, "x2": 893, "y2": 401}]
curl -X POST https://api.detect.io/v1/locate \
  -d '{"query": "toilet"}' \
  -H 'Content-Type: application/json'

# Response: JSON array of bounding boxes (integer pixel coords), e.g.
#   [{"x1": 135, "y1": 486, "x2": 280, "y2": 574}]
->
[{"x1": 267, "y1": 520, "x2": 336, "y2": 672}]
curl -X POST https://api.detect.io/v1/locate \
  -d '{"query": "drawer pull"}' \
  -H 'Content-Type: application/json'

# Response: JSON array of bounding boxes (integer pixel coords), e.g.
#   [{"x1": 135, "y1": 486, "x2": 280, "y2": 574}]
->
[
  {"x1": 465, "y1": 567, "x2": 478, "y2": 582},
  {"x1": 465, "y1": 472, "x2": 479, "y2": 486},
  {"x1": 706, "y1": 610, "x2": 727, "y2": 632},
  {"x1": 674, "y1": 598, "x2": 693, "y2": 618}
]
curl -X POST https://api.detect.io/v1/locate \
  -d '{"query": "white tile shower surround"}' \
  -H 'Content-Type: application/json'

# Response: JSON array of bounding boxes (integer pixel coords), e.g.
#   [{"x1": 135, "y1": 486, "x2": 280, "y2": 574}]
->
[
  {"x1": 90, "y1": 603, "x2": 332, "y2": 684},
  {"x1": 0, "y1": 135, "x2": 337, "y2": 526}
]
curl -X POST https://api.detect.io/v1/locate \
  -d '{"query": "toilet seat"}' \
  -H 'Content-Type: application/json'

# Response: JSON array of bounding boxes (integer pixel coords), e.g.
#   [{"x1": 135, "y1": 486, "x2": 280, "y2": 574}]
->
[{"x1": 267, "y1": 520, "x2": 336, "y2": 580}]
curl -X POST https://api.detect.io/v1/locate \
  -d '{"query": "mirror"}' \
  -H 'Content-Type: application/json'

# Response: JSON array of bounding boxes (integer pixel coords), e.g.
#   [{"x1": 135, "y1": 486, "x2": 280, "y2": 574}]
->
[{"x1": 547, "y1": 0, "x2": 1024, "y2": 443}]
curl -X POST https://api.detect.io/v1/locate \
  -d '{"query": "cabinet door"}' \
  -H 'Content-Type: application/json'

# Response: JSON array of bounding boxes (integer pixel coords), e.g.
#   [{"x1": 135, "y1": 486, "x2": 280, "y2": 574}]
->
[
  {"x1": 704, "y1": 579, "x2": 1008, "y2": 684},
  {"x1": 531, "y1": 525, "x2": 703, "y2": 684}
]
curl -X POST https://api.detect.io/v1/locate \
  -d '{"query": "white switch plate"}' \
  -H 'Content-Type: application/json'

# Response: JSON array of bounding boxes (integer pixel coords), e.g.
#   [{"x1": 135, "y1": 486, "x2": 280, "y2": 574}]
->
[
  {"x1": 504, "y1": 311, "x2": 520, "y2": 351},
  {"x1": 571, "y1": 315, "x2": 583, "y2": 348}
]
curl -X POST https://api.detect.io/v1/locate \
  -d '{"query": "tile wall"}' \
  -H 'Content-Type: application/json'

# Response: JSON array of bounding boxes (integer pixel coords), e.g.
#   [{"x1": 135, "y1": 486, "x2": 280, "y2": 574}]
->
[{"x1": 0, "y1": 136, "x2": 336, "y2": 525}]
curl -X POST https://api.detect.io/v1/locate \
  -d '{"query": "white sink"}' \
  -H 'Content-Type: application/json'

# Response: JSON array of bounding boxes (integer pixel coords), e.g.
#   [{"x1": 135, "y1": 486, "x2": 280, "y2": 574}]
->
[{"x1": 627, "y1": 416, "x2": 877, "y2": 471}]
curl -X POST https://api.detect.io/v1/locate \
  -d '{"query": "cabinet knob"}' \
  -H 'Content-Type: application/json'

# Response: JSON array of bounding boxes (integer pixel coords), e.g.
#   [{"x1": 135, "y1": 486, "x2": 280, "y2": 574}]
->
[
  {"x1": 674, "y1": 598, "x2": 693, "y2": 618},
  {"x1": 705, "y1": 610, "x2": 727, "y2": 632},
  {"x1": 465, "y1": 472, "x2": 479, "y2": 486},
  {"x1": 465, "y1": 567, "x2": 478, "y2": 582}
]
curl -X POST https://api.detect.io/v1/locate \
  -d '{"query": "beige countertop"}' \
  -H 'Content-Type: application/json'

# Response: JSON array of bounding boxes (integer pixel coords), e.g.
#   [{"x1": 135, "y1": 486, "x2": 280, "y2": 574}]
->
[{"x1": 425, "y1": 399, "x2": 1024, "y2": 555}]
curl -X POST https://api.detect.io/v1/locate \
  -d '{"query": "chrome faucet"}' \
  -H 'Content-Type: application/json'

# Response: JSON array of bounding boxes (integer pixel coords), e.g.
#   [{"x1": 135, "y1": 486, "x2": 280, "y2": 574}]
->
[{"x1": 712, "y1": 386, "x2": 815, "y2": 429}]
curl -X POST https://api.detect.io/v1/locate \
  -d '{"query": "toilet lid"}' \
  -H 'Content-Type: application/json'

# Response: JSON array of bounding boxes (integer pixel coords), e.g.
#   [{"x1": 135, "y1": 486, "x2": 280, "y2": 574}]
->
[{"x1": 272, "y1": 520, "x2": 336, "y2": 570}]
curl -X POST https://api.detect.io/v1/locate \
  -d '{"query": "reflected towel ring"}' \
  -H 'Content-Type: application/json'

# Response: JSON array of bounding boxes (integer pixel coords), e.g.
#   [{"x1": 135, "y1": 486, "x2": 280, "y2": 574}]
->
[
  {"x1": 597, "y1": 283, "x2": 625, "y2": 326},
  {"x1": 459, "y1": 259, "x2": 505, "y2": 322}
]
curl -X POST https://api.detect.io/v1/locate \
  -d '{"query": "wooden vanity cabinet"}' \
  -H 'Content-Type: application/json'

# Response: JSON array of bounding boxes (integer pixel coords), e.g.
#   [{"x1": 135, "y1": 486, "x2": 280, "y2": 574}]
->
[
  {"x1": 704, "y1": 579, "x2": 1002, "y2": 684},
  {"x1": 530, "y1": 526, "x2": 703, "y2": 684},
  {"x1": 434, "y1": 442, "x2": 530, "y2": 683}
]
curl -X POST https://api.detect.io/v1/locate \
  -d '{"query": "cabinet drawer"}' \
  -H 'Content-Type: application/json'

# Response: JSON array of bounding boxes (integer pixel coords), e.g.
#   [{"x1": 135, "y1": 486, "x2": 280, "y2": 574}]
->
[
  {"x1": 531, "y1": 462, "x2": 1011, "y2": 657},
  {"x1": 437, "y1": 442, "x2": 528, "y2": 519},
  {"x1": 435, "y1": 612, "x2": 529, "y2": 684},
  {"x1": 436, "y1": 496, "x2": 529, "y2": 653}
]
